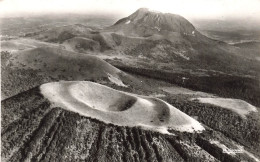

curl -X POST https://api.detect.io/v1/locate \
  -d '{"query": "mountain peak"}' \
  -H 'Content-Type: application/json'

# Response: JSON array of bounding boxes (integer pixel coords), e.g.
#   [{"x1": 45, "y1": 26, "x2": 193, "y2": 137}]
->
[
  {"x1": 130, "y1": 8, "x2": 163, "y2": 20},
  {"x1": 136, "y1": 8, "x2": 162, "y2": 14},
  {"x1": 112, "y1": 8, "x2": 196, "y2": 36},
  {"x1": 136, "y1": 8, "x2": 149, "y2": 12}
]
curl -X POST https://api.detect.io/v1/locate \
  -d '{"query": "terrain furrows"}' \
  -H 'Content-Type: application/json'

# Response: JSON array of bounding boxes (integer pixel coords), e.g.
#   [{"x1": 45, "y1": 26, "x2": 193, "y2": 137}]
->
[
  {"x1": 7, "y1": 108, "x2": 62, "y2": 162},
  {"x1": 59, "y1": 116, "x2": 103, "y2": 162},
  {"x1": 169, "y1": 98, "x2": 260, "y2": 152},
  {"x1": 196, "y1": 136, "x2": 240, "y2": 162},
  {"x1": 41, "y1": 111, "x2": 83, "y2": 161},
  {"x1": 91, "y1": 126, "x2": 113, "y2": 162},
  {"x1": 33, "y1": 110, "x2": 65, "y2": 162},
  {"x1": 166, "y1": 136, "x2": 218, "y2": 161},
  {"x1": 61, "y1": 117, "x2": 92, "y2": 161},
  {"x1": 98, "y1": 126, "x2": 125, "y2": 162},
  {"x1": 126, "y1": 127, "x2": 140, "y2": 161},
  {"x1": 195, "y1": 129, "x2": 260, "y2": 162},
  {"x1": 138, "y1": 130, "x2": 158, "y2": 162},
  {"x1": 95, "y1": 127, "x2": 111, "y2": 161},
  {"x1": 154, "y1": 136, "x2": 185, "y2": 162},
  {"x1": 1, "y1": 98, "x2": 50, "y2": 136},
  {"x1": 145, "y1": 133, "x2": 163, "y2": 162},
  {"x1": 110, "y1": 127, "x2": 125, "y2": 161},
  {"x1": 78, "y1": 118, "x2": 100, "y2": 161},
  {"x1": 85, "y1": 124, "x2": 105, "y2": 162},
  {"x1": 106, "y1": 128, "x2": 118, "y2": 161},
  {"x1": 23, "y1": 109, "x2": 63, "y2": 162},
  {"x1": 132, "y1": 127, "x2": 147, "y2": 161},
  {"x1": 120, "y1": 127, "x2": 135, "y2": 162},
  {"x1": 1, "y1": 101, "x2": 52, "y2": 161},
  {"x1": 61, "y1": 116, "x2": 85, "y2": 161},
  {"x1": 165, "y1": 137, "x2": 188, "y2": 161},
  {"x1": 1, "y1": 88, "x2": 46, "y2": 131}
]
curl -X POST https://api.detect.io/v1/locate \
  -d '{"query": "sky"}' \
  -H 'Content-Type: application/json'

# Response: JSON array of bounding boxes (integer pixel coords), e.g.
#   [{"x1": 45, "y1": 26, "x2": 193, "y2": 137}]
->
[{"x1": 0, "y1": 0, "x2": 260, "y2": 19}]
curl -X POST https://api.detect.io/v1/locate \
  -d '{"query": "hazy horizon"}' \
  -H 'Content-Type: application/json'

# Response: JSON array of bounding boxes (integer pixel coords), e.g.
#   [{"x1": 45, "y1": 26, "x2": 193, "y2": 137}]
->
[{"x1": 1, "y1": 0, "x2": 260, "y2": 20}]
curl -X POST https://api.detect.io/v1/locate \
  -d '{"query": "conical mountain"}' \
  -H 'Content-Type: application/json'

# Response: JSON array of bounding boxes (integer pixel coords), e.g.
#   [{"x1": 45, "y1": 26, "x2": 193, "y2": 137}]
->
[{"x1": 109, "y1": 8, "x2": 197, "y2": 37}]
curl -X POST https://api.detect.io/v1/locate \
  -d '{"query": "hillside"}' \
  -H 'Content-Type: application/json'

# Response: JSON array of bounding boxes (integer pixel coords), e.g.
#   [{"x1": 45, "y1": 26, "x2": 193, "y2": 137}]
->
[
  {"x1": 2, "y1": 82, "x2": 260, "y2": 161},
  {"x1": 1, "y1": 47, "x2": 141, "y2": 99},
  {"x1": 106, "y1": 9, "x2": 259, "y2": 74}
]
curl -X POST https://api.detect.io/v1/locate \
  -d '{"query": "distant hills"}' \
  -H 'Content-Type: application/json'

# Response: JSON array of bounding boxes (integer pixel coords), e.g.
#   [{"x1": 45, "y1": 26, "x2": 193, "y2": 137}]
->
[{"x1": 2, "y1": 8, "x2": 259, "y2": 104}]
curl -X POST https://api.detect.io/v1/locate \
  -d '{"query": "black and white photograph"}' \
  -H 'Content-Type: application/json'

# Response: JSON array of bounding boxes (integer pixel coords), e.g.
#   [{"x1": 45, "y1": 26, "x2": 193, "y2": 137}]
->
[{"x1": 1, "y1": 0, "x2": 260, "y2": 161}]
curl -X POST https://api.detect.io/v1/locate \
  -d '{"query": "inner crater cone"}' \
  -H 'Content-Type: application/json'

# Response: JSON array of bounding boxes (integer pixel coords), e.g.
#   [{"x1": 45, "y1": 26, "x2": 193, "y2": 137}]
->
[{"x1": 40, "y1": 81, "x2": 205, "y2": 135}]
